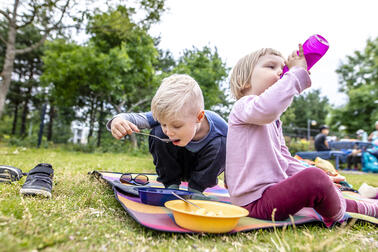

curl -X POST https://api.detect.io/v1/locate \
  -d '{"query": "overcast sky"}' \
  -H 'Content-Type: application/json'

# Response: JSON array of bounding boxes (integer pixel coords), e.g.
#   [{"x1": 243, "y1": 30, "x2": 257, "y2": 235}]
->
[{"x1": 149, "y1": 0, "x2": 378, "y2": 106}]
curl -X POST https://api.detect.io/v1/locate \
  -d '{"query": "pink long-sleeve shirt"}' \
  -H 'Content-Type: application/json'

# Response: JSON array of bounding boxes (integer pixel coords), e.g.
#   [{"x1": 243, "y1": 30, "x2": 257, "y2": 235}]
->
[{"x1": 225, "y1": 67, "x2": 312, "y2": 206}]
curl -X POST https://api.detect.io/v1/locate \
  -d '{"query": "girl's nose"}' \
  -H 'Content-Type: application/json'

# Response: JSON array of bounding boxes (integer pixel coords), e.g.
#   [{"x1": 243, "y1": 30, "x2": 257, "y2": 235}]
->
[{"x1": 277, "y1": 69, "x2": 283, "y2": 77}]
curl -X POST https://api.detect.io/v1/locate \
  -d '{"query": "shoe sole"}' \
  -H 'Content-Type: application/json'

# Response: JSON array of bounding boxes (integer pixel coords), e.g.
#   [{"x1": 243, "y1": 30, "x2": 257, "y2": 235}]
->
[{"x1": 20, "y1": 188, "x2": 52, "y2": 198}]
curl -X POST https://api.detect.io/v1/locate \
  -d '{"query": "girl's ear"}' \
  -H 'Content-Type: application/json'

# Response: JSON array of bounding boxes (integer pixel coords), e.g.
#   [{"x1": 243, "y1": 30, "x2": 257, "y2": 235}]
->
[
  {"x1": 197, "y1": 110, "x2": 205, "y2": 122},
  {"x1": 241, "y1": 84, "x2": 251, "y2": 94}
]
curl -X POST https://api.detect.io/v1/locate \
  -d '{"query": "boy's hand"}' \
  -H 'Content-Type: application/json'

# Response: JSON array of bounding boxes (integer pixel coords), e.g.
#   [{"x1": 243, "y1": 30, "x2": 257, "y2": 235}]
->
[
  {"x1": 110, "y1": 117, "x2": 140, "y2": 140},
  {"x1": 285, "y1": 44, "x2": 307, "y2": 71}
]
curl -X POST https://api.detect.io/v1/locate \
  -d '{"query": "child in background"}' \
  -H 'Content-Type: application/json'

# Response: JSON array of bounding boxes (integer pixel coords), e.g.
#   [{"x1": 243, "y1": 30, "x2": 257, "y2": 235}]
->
[
  {"x1": 368, "y1": 121, "x2": 378, "y2": 158},
  {"x1": 108, "y1": 74, "x2": 227, "y2": 194},
  {"x1": 226, "y1": 45, "x2": 377, "y2": 227}
]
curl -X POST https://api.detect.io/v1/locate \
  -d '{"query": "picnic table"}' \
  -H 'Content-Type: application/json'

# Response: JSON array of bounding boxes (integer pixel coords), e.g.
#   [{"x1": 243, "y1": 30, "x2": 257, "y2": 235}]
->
[
  {"x1": 295, "y1": 141, "x2": 373, "y2": 170},
  {"x1": 329, "y1": 141, "x2": 373, "y2": 150}
]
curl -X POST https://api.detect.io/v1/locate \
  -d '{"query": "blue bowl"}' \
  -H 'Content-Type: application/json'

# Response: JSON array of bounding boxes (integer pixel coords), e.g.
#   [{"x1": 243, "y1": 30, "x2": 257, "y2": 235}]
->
[{"x1": 138, "y1": 188, "x2": 195, "y2": 206}]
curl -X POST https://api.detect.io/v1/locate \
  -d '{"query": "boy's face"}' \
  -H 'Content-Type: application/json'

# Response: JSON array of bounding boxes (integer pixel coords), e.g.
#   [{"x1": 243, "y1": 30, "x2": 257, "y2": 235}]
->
[
  {"x1": 249, "y1": 54, "x2": 285, "y2": 96},
  {"x1": 160, "y1": 109, "x2": 202, "y2": 147},
  {"x1": 322, "y1": 129, "x2": 329, "y2": 135}
]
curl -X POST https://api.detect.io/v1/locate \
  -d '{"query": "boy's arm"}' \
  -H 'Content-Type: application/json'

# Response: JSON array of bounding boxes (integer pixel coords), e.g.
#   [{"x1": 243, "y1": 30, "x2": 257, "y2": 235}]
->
[
  {"x1": 231, "y1": 67, "x2": 311, "y2": 125},
  {"x1": 107, "y1": 112, "x2": 160, "y2": 140},
  {"x1": 106, "y1": 112, "x2": 157, "y2": 131}
]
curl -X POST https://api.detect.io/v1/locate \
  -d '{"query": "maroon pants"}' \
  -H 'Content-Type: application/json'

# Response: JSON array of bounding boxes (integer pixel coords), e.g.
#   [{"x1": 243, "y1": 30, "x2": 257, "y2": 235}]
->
[{"x1": 243, "y1": 167, "x2": 346, "y2": 222}]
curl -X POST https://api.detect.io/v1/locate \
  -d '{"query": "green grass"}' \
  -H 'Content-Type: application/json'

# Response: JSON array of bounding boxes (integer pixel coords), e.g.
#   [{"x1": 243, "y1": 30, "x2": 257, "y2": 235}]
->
[{"x1": 0, "y1": 145, "x2": 377, "y2": 252}]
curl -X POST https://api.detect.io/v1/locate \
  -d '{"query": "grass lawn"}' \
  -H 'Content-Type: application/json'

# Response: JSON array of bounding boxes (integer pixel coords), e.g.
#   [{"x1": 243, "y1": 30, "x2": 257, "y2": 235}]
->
[{"x1": 0, "y1": 145, "x2": 377, "y2": 251}]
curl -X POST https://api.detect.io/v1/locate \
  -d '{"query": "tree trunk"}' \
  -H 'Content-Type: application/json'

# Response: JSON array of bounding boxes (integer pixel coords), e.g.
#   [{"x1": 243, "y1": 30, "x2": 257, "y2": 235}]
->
[
  {"x1": 1, "y1": 0, "x2": 74, "y2": 119},
  {"x1": 37, "y1": 104, "x2": 47, "y2": 147},
  {"x1": 97, "y1": 101, "x2": 104, "y2": 147},
  {"x1": 0, "y1": 20, "x2": 17, "y2": 118},
  {"x1": 11, "y1": 103, "x2": 19, "y2": 135},
  {"x1": 11, "y1": 72, "x2": 23, "y2": 135},
  {"x1": 88, "y1": 98, "x2": 96, "y2": 139},
  {"x1": 19, "y1": 97, "x2": 29, "y2": 137},
  {"x1": 47, "y1": 105, "x2": 55, "y2": 141},
  {"x1": 20, "y1": 84, "x2": 31, "y2": 137}
]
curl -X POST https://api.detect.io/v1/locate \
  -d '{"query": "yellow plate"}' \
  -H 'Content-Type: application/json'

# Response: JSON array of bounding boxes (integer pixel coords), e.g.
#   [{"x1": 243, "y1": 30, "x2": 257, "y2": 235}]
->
[{"x1": 164, "y1": 200, "x2": 249, "y2": 233}]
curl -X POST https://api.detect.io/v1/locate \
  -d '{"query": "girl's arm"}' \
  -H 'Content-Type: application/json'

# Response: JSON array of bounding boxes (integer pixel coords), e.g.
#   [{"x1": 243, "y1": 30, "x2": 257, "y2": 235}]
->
[
  {"x1": 281, "y1": 142, "x2": 307, "y2": 176},
  {"x1": 231, "y1": 68, "x2": 311, "y2": 125}
]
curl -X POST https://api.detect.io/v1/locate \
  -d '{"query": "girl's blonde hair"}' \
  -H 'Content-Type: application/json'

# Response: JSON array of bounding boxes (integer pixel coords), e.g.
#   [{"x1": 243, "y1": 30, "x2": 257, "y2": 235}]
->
[
  {"x1": 151, "y1": 74, "x2": 204, "y2": 122},
  {"x1": 230, "y1": 48, "x2": 283, "y2": 100}
]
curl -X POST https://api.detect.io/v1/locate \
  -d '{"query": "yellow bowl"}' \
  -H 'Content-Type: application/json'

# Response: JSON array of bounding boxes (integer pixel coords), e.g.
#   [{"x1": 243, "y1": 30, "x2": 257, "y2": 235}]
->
[{"x1": 164, "y1": 200, "x2": 249, "y2": 233}]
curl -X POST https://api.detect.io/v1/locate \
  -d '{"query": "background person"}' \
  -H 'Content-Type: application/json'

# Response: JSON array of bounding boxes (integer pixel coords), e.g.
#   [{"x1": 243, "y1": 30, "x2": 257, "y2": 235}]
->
[
  {"x1": 314, "y1": 125, "x2": 331, "y2": 151},
  {"x1": 368, "y1": 121, "x2": 378, "y2": 158}
]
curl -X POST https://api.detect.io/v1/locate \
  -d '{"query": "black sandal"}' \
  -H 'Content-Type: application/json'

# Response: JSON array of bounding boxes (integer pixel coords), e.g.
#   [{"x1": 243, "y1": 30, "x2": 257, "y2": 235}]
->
[{"x1": 0, "y1": 165, "x2": 24, "y2": 183}]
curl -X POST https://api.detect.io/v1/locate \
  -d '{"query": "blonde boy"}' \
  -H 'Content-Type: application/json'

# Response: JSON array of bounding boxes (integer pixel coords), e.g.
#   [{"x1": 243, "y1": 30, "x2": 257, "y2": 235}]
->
[{"x1": 107, "y1": 74, "x2": 228, "y2": 193}]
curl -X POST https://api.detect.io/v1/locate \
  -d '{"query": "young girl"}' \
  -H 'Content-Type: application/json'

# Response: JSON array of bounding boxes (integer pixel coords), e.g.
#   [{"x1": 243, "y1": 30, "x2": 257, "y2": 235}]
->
[{"x1": 226, "y1": 45, "x2": 377, "y2": 227}]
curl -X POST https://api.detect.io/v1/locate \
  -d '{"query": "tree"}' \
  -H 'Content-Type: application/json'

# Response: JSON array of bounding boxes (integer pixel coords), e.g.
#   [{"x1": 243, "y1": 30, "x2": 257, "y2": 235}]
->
[
  {"x1": 281, "y1": 89, "x2": 330, "y2": 138},
  {"x1": 169, "y1": 46, "x2": 230, "y2": 118},
  {"x1": 41, "y1": 39, "x2": 133, "y2": 141},
  {"x1": 13, "y1": 25, "x2": 44, "y2": 137},
  {"x1": 87, "y1": 6, "x2": 162, "y2": 147},
  {"x1": 330, "y1": 37, "x2": 378, "y2": 135},
  {"x1": 87, "y1": 6, "x2": 160, "y2": 113},
  {"x1": 41, "y1": 3, "x2": 166, "y2": 146},
  {"x1": 0, "y1": 0, "x2": 83, "y2": 118},
  {"x1": 286, "y1": 89, "x2": 330, "y2": 128},
  {"x1": 0, "y1": 19, "x2": 45, "y2": 137}
]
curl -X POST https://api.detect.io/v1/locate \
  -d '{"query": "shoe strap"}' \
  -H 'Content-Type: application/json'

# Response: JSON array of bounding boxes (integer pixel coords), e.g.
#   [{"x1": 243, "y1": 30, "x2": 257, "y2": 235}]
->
[
  {"x1": 27, "y1": 175, "x2": 53, "y2": 186},
  {"x1": 29, "y1": 166, "x2": 54, "y2": 176}
]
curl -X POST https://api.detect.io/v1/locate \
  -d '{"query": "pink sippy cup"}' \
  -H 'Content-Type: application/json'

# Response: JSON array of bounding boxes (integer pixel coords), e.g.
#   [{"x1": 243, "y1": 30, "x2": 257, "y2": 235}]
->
[{"x1": 281, "y1": 34, "x2": 329, "y2": 77}]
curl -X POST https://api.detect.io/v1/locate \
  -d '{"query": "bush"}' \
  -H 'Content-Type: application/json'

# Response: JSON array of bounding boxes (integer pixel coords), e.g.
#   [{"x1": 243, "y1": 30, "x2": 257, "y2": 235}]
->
[
  {"x1": 285, "y1": 137, "x2": 314, "y2": 155},
  {"x1": 0, "y1": 115, "x2": 13, "y2": 136},
  {"x1": 61, "y1": 133, "x2": 150, "y2": 155},
  {"x1": 1, "y1": 121, "x2": 149, "y2": 155},
  {"x1": 6, "y1": 135, "x2": 51, "y2": 148}
]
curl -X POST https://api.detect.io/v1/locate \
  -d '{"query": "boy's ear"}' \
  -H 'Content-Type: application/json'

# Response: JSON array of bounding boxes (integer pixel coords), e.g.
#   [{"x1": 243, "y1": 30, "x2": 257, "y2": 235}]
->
[{"x1": 197, "y1": 110, "x2": 205, "y2": 122}]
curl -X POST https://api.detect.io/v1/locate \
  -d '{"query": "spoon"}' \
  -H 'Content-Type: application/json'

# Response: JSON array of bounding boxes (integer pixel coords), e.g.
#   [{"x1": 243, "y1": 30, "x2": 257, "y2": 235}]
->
[
  {"x1": 123, "y1": 132, "x2": 172, "y2": 143},
  {"x1": 172, "y1": 192, "x2": 202, "y2": 209}
]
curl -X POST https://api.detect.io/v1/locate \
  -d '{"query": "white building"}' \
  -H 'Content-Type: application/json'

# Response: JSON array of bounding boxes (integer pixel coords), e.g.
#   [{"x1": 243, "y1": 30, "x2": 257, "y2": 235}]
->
[{"x1": 70, "y1": 121, "x2": 90, "y2": 144}]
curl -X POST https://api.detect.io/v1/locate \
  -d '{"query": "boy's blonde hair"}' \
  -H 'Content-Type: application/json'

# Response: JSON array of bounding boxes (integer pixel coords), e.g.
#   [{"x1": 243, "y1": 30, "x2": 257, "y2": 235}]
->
[
  {"x1": 151, "y1": 74, "x2": 204, "y2": 122},
  {"x1": 230, "y1": 48, "x2": 283, "y2": 100}
]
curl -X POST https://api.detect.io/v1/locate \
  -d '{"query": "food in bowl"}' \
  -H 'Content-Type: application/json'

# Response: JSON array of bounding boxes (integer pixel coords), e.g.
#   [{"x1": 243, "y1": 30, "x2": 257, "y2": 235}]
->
[
  {"x1": 164, "y1": 199, "x2": 249, "y2": 233},
  {"x1": 193, "y1": 208, "x2": 223, "y2": 217}
]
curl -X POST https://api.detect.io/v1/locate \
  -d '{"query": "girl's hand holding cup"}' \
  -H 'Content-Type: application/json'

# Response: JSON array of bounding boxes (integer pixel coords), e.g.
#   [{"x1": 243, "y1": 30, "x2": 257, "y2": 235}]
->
[{"x1": 285, "y1": 44, "x2": 308, "y2": 71}]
